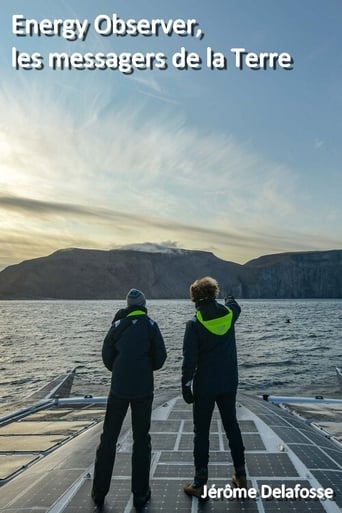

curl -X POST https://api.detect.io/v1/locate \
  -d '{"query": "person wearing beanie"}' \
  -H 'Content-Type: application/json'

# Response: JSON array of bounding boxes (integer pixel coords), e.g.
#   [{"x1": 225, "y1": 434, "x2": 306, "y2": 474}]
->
[
  {"x1": 92, "y1": 289, "x2": 167, "y2": 510},
  {"x1": 126, "y1": 288, "x2": 146, "y2": 307},
  {"x1": 181, "y1": 276, "x2": 246, "y2": 497}
]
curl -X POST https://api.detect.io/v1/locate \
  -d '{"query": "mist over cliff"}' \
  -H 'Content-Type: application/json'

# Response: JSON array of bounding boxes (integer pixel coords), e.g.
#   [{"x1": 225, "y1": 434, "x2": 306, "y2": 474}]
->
[{"x1": 0, "y1": 245, "x2": 341, "y2": 299}]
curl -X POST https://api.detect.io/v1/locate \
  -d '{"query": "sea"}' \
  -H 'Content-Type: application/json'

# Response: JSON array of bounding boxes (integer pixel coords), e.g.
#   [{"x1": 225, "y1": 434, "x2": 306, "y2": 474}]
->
[{"x1": 1, "y1": 299, "x2": 341, "y2": 413}]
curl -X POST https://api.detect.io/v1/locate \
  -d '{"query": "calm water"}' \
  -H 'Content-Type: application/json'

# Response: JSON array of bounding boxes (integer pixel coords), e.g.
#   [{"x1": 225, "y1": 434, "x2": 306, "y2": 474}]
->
[{"x1": 0, "y1": 299, "x2": 341, "y2": 411}]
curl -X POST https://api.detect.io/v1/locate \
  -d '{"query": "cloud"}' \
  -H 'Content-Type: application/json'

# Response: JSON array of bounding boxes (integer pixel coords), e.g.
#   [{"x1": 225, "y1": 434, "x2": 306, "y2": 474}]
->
[
  {"x1": 1, "y1": 192, "x2": 340, "y2": 270},
  {"x1": 0, "y1": 77, "x2": 296, "y2": 224},
  {"x1": 0, "y1": 192, "x2": 252, "y2": 240},
  {"x1": 0, "y1": 77, "x2": 340, "y2": 269}
]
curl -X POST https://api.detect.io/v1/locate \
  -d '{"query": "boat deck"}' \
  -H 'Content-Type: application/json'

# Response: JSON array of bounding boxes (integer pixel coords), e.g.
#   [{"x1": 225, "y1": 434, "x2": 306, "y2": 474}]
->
[{"x1": 0, "y1": 393, "x2": 341, "y2": 512}]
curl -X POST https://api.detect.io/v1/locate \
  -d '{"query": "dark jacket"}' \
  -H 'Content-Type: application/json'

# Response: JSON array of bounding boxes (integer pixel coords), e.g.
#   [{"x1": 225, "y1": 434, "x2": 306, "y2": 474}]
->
[
  {"x1": 182, "y1": 297, "x2": 241, "y2": 396},
  {"x1": 102, "y1": 306, "x2": 167, "y2": 399}
]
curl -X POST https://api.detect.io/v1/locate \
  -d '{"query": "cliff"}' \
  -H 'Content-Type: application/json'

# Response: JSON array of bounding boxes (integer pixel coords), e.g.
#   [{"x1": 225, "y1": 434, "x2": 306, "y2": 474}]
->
[
  {"x1": 0, "y1": 247, "x2": 341, "y2": 299},
  {"x1": 243, "y1": 250, "x2": 342, "y2": 298}
]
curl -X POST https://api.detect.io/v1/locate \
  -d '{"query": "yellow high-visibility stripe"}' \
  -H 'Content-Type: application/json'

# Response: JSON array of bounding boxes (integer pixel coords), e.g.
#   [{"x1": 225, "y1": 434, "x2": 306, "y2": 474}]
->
[
  {"x1": 127, "y1": 310, "x2": 146, "y2": 317},
  {"x1": 196, "y1": 308, "x2": 233, "y2": 335}
]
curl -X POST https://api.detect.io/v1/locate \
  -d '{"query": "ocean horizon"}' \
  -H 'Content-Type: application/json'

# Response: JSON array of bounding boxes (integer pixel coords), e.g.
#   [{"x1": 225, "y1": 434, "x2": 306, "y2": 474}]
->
[{"x1": 1, "y1": 299, "x2": 341, "y2": 411}]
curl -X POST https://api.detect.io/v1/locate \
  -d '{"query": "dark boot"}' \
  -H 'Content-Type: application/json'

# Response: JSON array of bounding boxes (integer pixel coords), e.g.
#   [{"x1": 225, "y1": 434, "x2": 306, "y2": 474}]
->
[
  {"x1": 232, "y1": 466, "x2": 247, "y2": 489},
  {"x1": 133, "y1": 487, "x2": 151, "y2": 509},
  {"x1": 183, "y1": 468, "x2": 207, "y2": 498},
  {"x1": 91, "y1": 489, "x2": 104, "y2": 510}
]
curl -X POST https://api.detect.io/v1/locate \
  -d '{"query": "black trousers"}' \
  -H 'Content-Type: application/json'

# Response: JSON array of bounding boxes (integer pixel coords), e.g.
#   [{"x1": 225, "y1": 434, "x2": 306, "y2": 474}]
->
[
  {"x1": 93, "y1": 393, "x2": 153, "y2": 498},
  {"x1": 193, "y1": 392, "x2": 245, "y2": 475}
]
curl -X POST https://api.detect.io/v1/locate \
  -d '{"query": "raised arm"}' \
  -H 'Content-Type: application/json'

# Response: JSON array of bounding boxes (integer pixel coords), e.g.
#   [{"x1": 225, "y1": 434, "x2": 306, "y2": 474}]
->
[{"x1": 224, "y1": 296, "x2": 241, "y2": 323}]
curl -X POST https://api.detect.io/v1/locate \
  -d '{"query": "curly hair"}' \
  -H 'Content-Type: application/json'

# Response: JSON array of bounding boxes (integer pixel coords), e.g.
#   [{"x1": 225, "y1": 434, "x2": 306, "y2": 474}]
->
[{"x1": 190, "y1": 276, "x2": 220, "y2": 303}]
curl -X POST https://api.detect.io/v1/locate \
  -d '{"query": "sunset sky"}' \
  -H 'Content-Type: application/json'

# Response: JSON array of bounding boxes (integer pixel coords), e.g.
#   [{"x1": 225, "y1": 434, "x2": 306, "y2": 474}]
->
[{"x1": 1, "y1": 0, "x2": 341, "y2": 269}]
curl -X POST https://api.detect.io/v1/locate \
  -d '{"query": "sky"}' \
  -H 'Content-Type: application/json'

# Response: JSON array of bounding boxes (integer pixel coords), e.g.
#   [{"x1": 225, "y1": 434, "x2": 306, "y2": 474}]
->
[{"x1": 0, "y1": 0, "x2": 341, "y2": 269}]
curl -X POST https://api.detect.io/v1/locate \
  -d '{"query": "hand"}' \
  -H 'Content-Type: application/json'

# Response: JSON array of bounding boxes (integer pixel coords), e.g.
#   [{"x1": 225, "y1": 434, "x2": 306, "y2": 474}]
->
[
  {"x1": 182, "y1": 386, "x2": 194, "y2": 404},
  {"x1": 225, "y1": 295, "x2": 235, "y2": 304}
]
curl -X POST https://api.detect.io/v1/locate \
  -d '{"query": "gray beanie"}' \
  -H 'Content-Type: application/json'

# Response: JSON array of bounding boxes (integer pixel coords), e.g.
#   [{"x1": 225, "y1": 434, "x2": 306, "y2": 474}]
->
[{"x1": 126, "y1": 288, "x2": 146, "y2": 307}]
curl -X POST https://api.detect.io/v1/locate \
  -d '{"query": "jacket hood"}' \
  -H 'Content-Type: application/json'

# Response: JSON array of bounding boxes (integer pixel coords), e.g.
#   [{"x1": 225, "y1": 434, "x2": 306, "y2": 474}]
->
[{"x1": 196, "y1": 307, "x2": 233, "y2": 335}]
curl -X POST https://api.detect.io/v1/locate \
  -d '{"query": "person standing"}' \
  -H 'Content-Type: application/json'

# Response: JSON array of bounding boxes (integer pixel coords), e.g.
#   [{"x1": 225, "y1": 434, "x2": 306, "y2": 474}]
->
[
  {"x1": 92, "y1": 289, "x2": 167, "y2": 510},
  {"x1": 181, "y1": 276, "x2": 246, "y2": 497}
]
